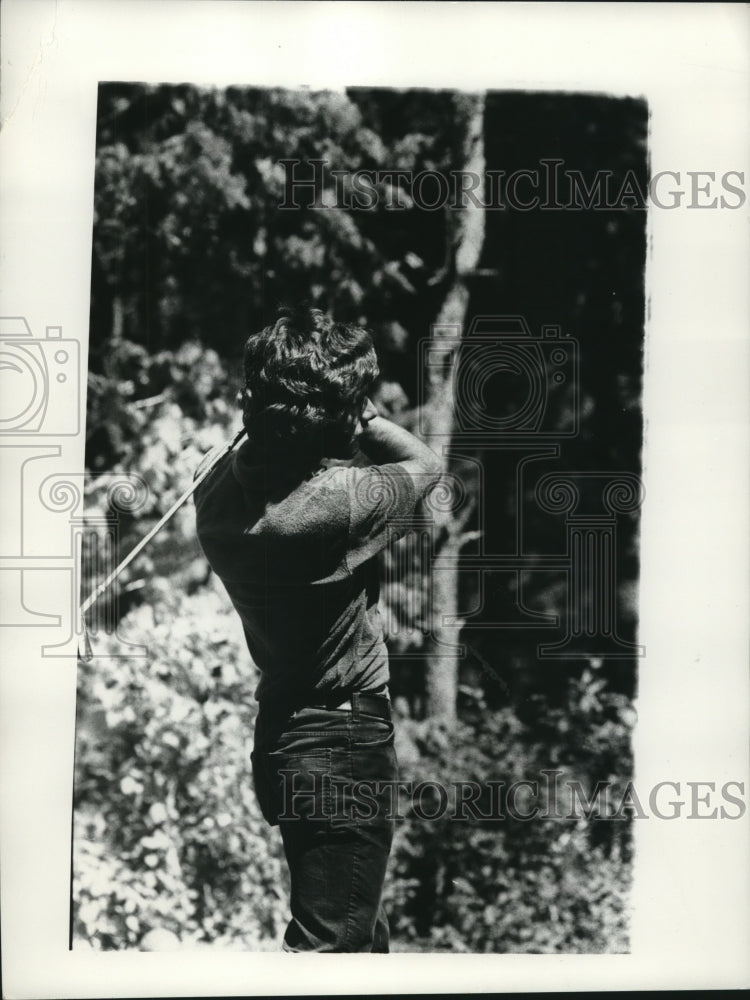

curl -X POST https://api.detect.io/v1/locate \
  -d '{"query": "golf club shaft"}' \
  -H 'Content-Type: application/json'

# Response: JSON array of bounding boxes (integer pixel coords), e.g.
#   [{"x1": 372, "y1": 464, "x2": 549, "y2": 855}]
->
[{"x1": 80, "y1": 427, "x2": 247, "y2": 617}]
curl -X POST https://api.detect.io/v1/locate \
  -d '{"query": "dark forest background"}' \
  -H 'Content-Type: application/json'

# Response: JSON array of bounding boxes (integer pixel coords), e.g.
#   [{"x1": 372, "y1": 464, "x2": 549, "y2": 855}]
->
[{"x1": 74, "y1": 84, "x2": 647, "y2": 953}]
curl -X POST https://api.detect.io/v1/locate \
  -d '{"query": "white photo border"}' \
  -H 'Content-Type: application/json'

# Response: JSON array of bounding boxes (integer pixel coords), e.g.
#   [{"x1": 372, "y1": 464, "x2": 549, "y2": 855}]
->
[{"x1": 1, "y1": 1, "x2": 748, "y2": 995}]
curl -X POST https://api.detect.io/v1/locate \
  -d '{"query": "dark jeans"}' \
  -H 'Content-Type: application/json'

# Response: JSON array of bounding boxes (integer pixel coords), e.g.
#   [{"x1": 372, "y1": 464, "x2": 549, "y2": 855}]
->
[{"x1": 251, "y1": 693, "x2": 398, "y2": 953}]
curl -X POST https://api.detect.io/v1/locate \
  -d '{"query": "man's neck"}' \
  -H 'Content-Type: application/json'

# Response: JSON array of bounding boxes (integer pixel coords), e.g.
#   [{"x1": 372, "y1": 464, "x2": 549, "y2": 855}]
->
[{"x1": 242, "y1": 437, "x2": 326, "y2": 479}]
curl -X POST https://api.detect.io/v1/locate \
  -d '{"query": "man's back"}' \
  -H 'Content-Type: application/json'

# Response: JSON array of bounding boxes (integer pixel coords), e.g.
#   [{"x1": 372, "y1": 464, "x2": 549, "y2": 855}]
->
[{"x1": 195, "y1": 440, "x2": 418, "y2": 708}]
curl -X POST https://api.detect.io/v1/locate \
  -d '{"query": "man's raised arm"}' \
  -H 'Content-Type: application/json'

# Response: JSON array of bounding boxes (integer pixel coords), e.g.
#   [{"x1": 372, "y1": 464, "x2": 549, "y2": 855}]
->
[{"x1": 356, "y1": 407, "x2": 443, "y2": 502}]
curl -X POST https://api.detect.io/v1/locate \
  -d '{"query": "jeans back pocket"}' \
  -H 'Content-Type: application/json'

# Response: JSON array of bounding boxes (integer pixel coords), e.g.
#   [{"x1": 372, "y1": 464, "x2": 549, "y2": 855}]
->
[{"x1": 266, "y1": 747, "x2": 333, "y2": 826}]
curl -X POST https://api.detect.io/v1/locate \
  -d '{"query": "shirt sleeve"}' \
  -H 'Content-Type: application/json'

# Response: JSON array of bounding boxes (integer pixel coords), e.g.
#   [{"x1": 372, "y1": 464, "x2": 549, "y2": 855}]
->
[{"x1": 341, "y1": 462, "x2": 419, "y2": 571}]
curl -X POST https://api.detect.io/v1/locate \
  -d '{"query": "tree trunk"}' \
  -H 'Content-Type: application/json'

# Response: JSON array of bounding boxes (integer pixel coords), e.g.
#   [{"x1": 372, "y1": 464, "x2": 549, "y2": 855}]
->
[{"x1": 422, "y1": 92, "x2": 486, "y2": 722}]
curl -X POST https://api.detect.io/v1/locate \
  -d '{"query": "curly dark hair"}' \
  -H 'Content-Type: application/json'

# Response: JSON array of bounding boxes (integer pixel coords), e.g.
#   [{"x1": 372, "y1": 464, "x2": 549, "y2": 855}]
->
[{"x1": 241, "y1": 306, "x2": 379, "y2": 462}]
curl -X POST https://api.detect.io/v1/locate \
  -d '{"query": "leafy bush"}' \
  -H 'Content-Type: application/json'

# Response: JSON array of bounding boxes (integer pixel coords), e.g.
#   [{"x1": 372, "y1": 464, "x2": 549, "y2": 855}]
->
[
  {"x1": 73, "y1": 582, "x2": 287, "y2": 950},
  {"x1": 385, "y1": 698, "x2": 633, "y2": 953}
]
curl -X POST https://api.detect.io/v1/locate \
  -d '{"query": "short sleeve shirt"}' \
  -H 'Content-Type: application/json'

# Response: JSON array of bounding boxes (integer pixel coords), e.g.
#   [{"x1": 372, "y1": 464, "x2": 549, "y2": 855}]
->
[{"x1": 194, "y1": 441, "x2": 419, "y2": 709}]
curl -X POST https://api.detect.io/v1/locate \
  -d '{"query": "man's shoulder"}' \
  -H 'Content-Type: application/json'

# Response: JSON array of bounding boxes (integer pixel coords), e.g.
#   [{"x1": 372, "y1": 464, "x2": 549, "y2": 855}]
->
[
  {"x1": 271, "y1": 463, "x2": 412, "y2": 552},
  {"x1": 193, "y1": 445, "x2": 230, "y2": 483},
  {"x1": 193, "y1": 450, "x2": 234, "y2": 507},
  {"x1": 269, "y1": 465, "x2": 351, "y2": 537},
  {"x1": 342, "y1": 462, "x2": 418, "y2": 518},
  {"x1": 305, "y1": 462, "x2": 409, "y2": 510}
]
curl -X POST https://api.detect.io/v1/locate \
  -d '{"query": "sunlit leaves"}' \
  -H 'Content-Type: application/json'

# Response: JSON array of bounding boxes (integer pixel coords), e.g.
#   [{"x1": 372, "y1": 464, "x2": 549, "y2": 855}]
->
[{"x1": 73, "y1": 587, "x2": 287, "y2": 950}]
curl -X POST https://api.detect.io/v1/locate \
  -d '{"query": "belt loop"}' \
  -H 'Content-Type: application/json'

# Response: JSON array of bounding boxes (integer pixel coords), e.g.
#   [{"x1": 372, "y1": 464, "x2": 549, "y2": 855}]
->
[{"x1": 351, "y1": 691, "x2": 361, "y2": 721}]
